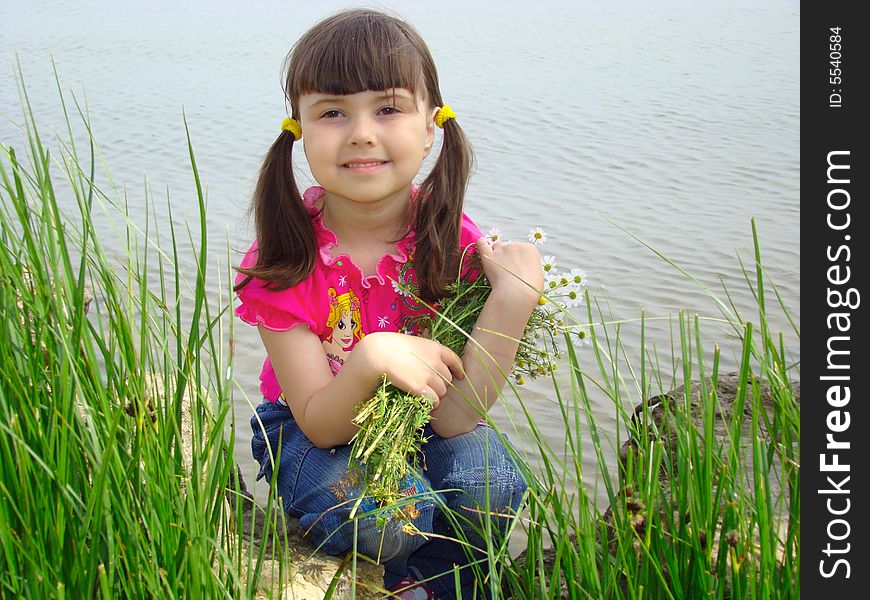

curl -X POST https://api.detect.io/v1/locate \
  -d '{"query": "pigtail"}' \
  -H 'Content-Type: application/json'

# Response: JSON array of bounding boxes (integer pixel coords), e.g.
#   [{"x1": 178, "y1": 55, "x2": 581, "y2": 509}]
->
[
  {"x1": 414, "y1": 117, "x2": 474, "y2": 303},
  {"x1": 234, "y1": 128, "x2": 318, "y2": 292}
]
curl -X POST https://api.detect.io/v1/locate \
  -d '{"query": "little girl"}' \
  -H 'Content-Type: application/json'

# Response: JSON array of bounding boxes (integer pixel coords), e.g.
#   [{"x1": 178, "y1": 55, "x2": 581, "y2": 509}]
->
[{"x1": 234, "y1": 9, "x2": 543, "y2": 598}]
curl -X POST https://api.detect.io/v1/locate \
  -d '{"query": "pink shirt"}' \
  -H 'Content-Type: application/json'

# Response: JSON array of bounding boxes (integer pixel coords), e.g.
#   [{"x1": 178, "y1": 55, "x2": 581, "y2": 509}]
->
[{"x1": 235, "y1": 186, "x2": 484, "y2": 402}]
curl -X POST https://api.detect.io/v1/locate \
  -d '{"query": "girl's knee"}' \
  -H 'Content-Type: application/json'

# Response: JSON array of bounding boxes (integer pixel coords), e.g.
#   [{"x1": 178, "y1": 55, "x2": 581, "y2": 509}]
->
[
  {"x1": 491, "y1": 466, "x2": 528, "y2": 513},
  {"x1": 441, "y1": 459, "x2": 528, "y2": 547},
  {"x1": 431, "y1": 425, "x2": 529, "y2": 513},
  {"x1": 450, "y1": 466, "x2": 527, "y2": 515}
]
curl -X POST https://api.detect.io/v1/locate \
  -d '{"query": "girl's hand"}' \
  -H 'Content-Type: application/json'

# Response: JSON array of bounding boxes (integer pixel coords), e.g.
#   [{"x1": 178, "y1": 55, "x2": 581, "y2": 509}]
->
[
  {"x1": 476, "y1": 237, "x2": 544, "y2": 308},
  {"x1": 356, "y1": 332, "x2": 465, "y2": 408}
]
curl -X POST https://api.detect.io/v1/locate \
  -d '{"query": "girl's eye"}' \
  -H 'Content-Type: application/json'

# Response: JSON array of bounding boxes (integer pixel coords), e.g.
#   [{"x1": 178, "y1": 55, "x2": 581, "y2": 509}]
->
[
  {"x1": 378, "y1": 105, "x2": 400, "y2": 116},
  {"x1": 321, "y1": 110, "x2": 343, "y2": 119},
  {"x1": 350, "y1": 320, "x2": 356, "y2": 328},
  {"x1": 337, "y1": 320, "x2": 346, "y2": 330}
]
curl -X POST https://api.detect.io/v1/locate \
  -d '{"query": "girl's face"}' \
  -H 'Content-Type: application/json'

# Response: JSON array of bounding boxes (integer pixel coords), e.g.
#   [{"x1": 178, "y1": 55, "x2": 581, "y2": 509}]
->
[
  {"x1": 298, "y1": 88, "x2": 437, "y2": 209},
  {"x1": 334, "y1": 309, "x2": 356, "y2": 350}
]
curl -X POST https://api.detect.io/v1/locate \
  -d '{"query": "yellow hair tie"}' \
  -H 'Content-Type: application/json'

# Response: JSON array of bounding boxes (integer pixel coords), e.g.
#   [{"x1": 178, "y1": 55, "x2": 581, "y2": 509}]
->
[
  {"x1": 435, "y1": 105, "x2": 456, "y2": 128},
  {"x1": 281, "y1": 117, "x2": 302, "y2": 140}
]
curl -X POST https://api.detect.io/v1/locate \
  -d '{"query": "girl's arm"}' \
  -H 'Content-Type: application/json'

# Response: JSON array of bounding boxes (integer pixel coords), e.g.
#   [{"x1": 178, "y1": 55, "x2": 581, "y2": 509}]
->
[
  {"x1": 259, "y1": 326, "x2": 464, "y2": 449},
  {"x1": 428, "y1": 238, "x2": 544, "y2": 438}
]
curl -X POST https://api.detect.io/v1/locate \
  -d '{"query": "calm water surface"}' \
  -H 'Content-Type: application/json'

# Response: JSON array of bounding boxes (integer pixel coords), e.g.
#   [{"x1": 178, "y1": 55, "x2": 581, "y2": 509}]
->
[{"x1": 2, "y1": 0, "x2": 799, "y2": 535}]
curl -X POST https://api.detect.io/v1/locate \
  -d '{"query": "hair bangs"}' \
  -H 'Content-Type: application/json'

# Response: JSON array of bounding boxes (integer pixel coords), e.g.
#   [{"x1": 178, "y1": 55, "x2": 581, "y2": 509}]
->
[{"x1": 286, "y1": 10, "x2": 426, "y2": 108}]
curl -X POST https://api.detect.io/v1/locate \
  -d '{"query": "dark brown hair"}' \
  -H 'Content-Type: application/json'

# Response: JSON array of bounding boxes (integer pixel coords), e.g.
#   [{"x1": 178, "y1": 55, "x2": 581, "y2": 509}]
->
[{"x1": 235, "y1": 8, "x2": 473, "y2": 303}]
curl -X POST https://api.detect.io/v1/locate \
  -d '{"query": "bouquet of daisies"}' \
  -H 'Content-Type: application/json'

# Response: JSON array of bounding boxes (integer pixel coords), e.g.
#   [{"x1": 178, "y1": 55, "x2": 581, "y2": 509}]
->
[{"x1": 348, "y1": 227, "x2": 590, "y2": 523}]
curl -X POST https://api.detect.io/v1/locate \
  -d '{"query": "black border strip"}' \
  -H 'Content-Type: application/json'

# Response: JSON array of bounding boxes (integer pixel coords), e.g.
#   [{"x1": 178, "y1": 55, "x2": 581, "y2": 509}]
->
[{"x1": 803, "y1": 3, "x2": 868, "y2": 595}]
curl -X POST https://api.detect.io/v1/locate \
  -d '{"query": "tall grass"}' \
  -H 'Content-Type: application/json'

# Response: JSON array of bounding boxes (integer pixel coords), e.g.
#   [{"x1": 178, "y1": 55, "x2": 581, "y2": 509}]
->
[
  {"x1": 1, "y1": 73, "x2": 799, "y2": 599},
  {"x1": 0, "y1": 72, "x2": 265, "y2": 598},
  {"x1": 492, "y1": 225, "x2": 800, "y2": 598}
]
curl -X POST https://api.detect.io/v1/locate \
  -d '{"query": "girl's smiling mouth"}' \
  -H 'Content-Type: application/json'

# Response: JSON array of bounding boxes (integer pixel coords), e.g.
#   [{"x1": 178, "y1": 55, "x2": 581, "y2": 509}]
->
[{"x1": 341, "y1": 160, "x2": 388, "y2": 172}]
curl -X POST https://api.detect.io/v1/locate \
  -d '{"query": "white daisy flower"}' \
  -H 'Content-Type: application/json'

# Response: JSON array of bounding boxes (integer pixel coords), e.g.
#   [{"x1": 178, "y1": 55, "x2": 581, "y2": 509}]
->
[
  {"x1": 561, "y1": 287, "x2": 584, "y2": 308},
  {"x1": 528, "y1": 227, "x2": 547, "y2": 245},
  {"x1": 338, "y1": 274, "x2": 348, "y2": 287},
  {"x1": 571, "y1": 327, "x2": 591, "y2": 348},
  {"x1": 544, "y1": 272, "x2": 562, "y2": 290},
  {"x1": 540, "y1": 255, "x2": 557, "y2": 274},
  {"x1": 486, "y1": 227, "x2": 503, "y2": 242},
  {"x1": 567, "y1": 268, "x2": 588, "y2": 287},
  {"x1": 377, "y1": 315, "x2": 390, "y2": 328}
]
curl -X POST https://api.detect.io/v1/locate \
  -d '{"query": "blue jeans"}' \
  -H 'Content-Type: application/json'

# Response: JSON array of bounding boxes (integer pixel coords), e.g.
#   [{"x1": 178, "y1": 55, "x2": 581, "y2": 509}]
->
[{"x1": 250, "y1": 400, "x2": 528, "y2": 599}]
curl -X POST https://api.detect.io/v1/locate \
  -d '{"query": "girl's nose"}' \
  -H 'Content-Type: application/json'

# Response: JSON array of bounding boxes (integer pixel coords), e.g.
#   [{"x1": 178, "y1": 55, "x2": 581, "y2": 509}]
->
[{"x1": 347, "y1": 115, "x2": 377, "y2": 146}]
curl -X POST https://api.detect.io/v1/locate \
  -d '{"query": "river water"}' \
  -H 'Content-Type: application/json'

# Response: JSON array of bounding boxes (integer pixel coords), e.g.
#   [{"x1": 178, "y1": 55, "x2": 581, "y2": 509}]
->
[{"x1": 2, "y1": 0, "x2": 799, "y2": 531}]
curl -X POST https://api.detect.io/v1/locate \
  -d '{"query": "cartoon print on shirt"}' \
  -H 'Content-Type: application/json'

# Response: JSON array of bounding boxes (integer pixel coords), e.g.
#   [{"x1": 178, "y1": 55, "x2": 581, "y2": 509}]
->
[{"x1": 323, "y1": 287, "x2": 364, "y2": 374}]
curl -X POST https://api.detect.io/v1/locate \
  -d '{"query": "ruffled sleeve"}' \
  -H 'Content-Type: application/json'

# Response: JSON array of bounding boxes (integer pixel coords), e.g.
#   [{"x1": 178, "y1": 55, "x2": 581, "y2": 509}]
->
[
  {"x1": 460, "y1": 212, "x2": 484, "y2": 249},
  {"x1": 457, "y1": 212, "x2": 485, "y2": 279},
  {"x1": 234, "y1": 241, "x2": 322, "y2": 334}
]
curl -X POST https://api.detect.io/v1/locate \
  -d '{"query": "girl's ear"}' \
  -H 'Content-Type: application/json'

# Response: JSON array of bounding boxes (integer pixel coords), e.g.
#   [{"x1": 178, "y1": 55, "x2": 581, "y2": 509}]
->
[{"x1": 423, "y1": 105, "x2": 439, "y2": 156}]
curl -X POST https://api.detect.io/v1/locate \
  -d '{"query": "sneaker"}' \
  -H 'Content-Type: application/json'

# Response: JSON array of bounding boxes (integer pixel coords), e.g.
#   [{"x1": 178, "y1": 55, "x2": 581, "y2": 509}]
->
[{"x1": 388, "y1": 576, "x2": 436, "y2": 600}]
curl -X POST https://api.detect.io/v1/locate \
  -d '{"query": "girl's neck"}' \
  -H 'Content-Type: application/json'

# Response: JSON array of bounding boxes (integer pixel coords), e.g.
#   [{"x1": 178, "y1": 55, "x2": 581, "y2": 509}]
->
[{"x1": 320, "y1": 189, "x2": 413, "y2": 247}]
